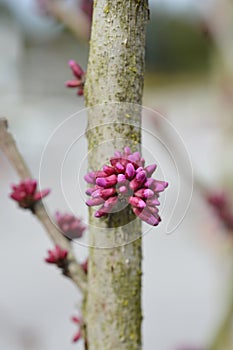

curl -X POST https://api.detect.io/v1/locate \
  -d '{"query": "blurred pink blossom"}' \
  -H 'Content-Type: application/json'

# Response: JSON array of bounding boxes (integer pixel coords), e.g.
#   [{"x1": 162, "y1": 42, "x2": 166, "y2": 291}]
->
[
  {"x1": 45, "y1": 245, "x2": 68, "y2": 266},
  {"x1": 10, "y1": 179, "x2": 50, "y2": 210},
  {"x1": 55, "y1": 211, "x2": 86, "y2": 240}
]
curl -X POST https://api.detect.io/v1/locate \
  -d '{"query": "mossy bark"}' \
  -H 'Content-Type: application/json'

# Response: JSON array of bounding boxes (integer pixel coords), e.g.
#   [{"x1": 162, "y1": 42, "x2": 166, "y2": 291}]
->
[
  {"x1": 210, "y1": 263, "x2": 233, "y2": 350},
  {"x1": 84, "y1": 1, "x2": 149, "y2": 349}
]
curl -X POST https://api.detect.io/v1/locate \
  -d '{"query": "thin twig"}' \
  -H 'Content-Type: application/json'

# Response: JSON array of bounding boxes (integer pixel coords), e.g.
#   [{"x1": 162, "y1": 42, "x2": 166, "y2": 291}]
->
[{"x1": 0, "y1": 118, "x2": 87, "y2": 293}]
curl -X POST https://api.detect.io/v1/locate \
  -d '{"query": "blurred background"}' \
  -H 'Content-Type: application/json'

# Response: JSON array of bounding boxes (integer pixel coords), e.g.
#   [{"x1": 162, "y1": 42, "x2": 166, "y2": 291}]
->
[{"x1": 0, "y1": 0, "x2": 233, "y2": 349}]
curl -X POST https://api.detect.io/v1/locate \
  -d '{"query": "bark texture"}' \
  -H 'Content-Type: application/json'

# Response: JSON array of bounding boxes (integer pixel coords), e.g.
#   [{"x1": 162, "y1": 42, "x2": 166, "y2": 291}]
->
[{"x1": 84, "y1": 1, "x2": 149, "y2": 350}]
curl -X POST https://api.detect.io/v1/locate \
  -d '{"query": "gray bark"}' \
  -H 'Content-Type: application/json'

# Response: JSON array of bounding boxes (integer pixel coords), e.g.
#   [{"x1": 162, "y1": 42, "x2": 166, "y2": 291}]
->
[{"x1": 84, "y1": 1, "x2": 149, "y2": 349}]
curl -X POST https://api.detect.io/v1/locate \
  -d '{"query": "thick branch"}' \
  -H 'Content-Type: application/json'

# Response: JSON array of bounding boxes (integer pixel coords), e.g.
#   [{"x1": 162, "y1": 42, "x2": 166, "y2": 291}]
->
[
  {"x1": 0, "y1": 118, "x2": 86, "y2": 293},
  {"x1": 210, "y1": 259, "x2": 233, "y2": 350},
  {"x1": 84, "y1": 1, "x2": 149, "y2": 349}
]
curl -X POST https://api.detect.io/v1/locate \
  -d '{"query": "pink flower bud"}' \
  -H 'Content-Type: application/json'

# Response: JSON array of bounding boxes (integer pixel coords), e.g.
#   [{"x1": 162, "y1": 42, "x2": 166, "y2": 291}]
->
[
  {"x1": 145, "y1": 178, "x2": 168, "y2": 192},
  {"x1": 94, "y1": 208, "x2": 107, "y2": 217},
  {"x1": 66, "y1": 60, "x2": 85, "y2": 96},
  {"x1": 24, "y1": 179, "x2": 37, "y2": 195},
  {"x1": 128, "y1": 154, "x2": 137, "y2": 163},
  {"x1": 124, "y1": 146, "x2": 131, "y2": 155},
  {"x1": 96, "y1": 174, "x2": 117, "y2": 188},
  {"x1": 91, "y1": 189, "x2": 103, "y2": 198},
  {"x1": 146, "y1": 197, "x2": 160, "y2": 206},
  {"x1": 128, "y1": 151, "x2": 141, "y2": 165},
  {"x1": 134, "y1": 188, "x2": 154, "y2": 199},
  {"x1": 136, "y1": 170, "x2": 146, "y2": 182},
  {"x1": 103, "y1": 196, "x2": 118, "y2": 209},
  {"x1": 147, "y1": 205, "x2": 159, "y2": 216},
  {"x1": 140, "y1": 158, "x2": 145, "y2": 167},
  {"x1": 110, "y1": 157, "x2": 118, "y2": 167},
  {"x1": 115, "y1": 162, "x2": 125, "y2": 173},
  {"x1": 129, "y1": 196, "x2": 146, "y2": 209},
  {"x1": 68, "y1": 60, "x2": 84, "y2": 78},
  {"x1": 66, "y1": 80, "x2": 79, "y2": 88},
  {"x1": 84, "y1": 172, "x2": 96, "y2": 184},
  {"x1": 71, "y1": 316, "x2": 81, "y2": 324},
  {"x1": 95, "y1": 197, "x2": 118, "y2": 216},
  {"x1": 144, "y1": 178, "x2": 155, "y2": 188},
  {"x1": 86, "y1": 197, "x2": 105, "y2": 206},
  {"x1": 86, "y1": 186, "x2": 99, "y2": 195},
  {"x1": 95, "y1": 170, "x2": 109, "y2": 178},
  {"x1": 117, "y1": 174, "x2": 127, "y2": 184},
  {"x1": 125, "y1": 163, "x2": 135, "y2": 179},
  {"x1": 71, "y1": 314, "x2": 82, "y2": 343},
  {"x1": 103, "y1": 165, "x2": 115, "y2": 175},
  {"x1": 118, "y1": 185, "x2": 128, "y2": 194},
  {"x1": 154, "y1": 180, "x2": 168, "y2": 192},
  {"x1": 72, "y1": 330, "x2": 81, "y2": 343},
  {"x1": 134, "y1": 151, "x2": 140, "y2": 159},
  {"x1": 136, "y1": 166, "x2": 143, "y2": 173},
  {"x1": 133, "y1": 207, "x2": 159, "y2": 226},
  {"x1": 92, "y1": 188, "x2": 116, "y2": 199},
  {"x1": 129, "y1": 178, "x2": 140, "y2": 191},
  {"x1": 129, "y1": 171, "x2": 146, "y2": 191},
  {"x1": 114, "y1": 150, "x2": 122, "y2": 158},
  {"x1": 145, "y1": 164, "x2": 157, "y2": 177},
  {"x1": 34, "y1": 188, "x2": 50, "y2": 201}
]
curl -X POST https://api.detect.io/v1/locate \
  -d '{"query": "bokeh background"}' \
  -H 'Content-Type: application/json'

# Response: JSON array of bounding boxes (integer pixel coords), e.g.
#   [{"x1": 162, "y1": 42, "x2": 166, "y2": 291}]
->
[{"x1": 0, "y1": 0, "x2": 233, "y2": 349}]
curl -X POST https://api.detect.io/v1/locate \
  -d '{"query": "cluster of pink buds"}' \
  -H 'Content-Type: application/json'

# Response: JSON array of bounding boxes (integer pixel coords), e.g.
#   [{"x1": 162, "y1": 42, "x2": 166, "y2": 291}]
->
[
  {"x1": 10, "y1": 179, "x2": 50, "y2": 211},
  {"x1": 66, "y1": 60, "x2": 85, "y2": 96},
  {"x1": 55, "y1": 211, "x2": 86, "y2": 240},
  {"x1": 85, "y1": 147, "x2": 168, "y2": 226},
  {"x1": 45, "y1": 245, "x2": 68, "y2": 266},
  {"x1": 45, "y1": 245, "x2": 68, "y2": 267},
  {"x1": 207, "y1": 192, "x2": 233, "y2": 233},
  {"x1": 71, "y1": 315, "x2": 82, "y2": 343}
]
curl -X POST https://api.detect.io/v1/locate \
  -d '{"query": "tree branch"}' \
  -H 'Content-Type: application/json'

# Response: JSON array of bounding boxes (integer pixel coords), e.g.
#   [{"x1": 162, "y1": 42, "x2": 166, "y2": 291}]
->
[
  {"x1": 84, "y1": 1, "x2": 149, "y2": 349},
  {"x1": 45, "y1": 0, "x2": 91, "y2": 40},
  {"x1": 209, "y1": 259, "x2": 233, "y2": 350},
  {"x1": 0, "y1": 117, "x2": 87, "y2": 293}
]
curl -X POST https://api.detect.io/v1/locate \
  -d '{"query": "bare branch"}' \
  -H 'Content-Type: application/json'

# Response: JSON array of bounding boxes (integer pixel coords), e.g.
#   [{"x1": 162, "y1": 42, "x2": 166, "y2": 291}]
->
[
  {"x1": 0, "y1": 117, "x2": 87, "y2": 293},
  {"x1": 0, "y1": 119, "x2": 31, "y2": 179}
]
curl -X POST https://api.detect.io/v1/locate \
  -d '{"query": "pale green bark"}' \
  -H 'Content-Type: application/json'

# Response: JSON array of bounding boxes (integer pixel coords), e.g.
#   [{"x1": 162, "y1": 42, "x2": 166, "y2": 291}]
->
[
  {"x1": 84, "y1": 1, "x2": 149, "y2": 349},
  {"x1": 210, "y1": 262, "x2": 233, "y2": 350},
  {"x1": 210, "y1": 297, "x2": 233, "y2": 350}
]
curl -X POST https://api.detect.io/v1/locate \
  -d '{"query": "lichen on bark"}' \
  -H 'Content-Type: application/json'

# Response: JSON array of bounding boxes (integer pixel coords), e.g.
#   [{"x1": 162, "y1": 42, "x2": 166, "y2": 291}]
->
[{"x1": 84, "y1": 1, "x2": 149, "y2": 349}]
